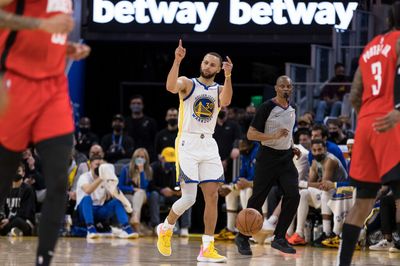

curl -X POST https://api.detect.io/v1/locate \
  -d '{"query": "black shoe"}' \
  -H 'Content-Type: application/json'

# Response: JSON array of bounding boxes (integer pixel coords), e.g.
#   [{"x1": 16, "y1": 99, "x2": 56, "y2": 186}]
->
[
  {"x1": 313, "y1": 233, "x2": 329, "y2": 247},
  {"x1": 271, "y1": 238, "x2": 296, "y2": 254},
  {"x1": 235, "y1": 233, "x2": 252, "y2": 255}
]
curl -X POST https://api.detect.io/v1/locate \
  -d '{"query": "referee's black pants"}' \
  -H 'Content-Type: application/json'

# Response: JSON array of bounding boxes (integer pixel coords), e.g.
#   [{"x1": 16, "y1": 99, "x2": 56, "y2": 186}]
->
[{"x1": 247, "y1": 146, "x2": 300, "y2": 239}]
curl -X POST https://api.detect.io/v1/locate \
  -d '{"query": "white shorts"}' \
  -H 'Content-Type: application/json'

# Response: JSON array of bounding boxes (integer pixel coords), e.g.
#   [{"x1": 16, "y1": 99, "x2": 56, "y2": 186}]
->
[
  {"x1": 306, "y1": 187, "x2": 323, "y2": 209},
  {"x1": 176, "y1": 133, "x2": 224, "y2": 184}
]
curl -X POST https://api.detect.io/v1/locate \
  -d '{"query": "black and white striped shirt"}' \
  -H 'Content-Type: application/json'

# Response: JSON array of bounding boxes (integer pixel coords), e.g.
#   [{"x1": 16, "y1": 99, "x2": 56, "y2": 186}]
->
[{"x1": 251, "y1": 99, "x2": 296, "y2": 150}]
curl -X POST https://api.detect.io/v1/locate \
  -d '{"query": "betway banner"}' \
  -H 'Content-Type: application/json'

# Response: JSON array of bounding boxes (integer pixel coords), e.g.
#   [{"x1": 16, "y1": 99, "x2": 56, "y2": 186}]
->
[{"x1": 82, "y1": 0, "x2": 359, "y2": 42}]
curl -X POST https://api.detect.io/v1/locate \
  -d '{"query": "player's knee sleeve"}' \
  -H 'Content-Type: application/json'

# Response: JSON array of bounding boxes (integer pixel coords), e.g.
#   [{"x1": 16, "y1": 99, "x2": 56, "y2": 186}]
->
[{"x1": 172, "y1": 183, "x2": 197, "y2": 216}]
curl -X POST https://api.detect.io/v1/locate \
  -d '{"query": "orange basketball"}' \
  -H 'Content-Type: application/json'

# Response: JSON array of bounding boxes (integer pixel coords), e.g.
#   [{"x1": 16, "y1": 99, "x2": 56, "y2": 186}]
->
[{"x1": 236, "y1": 208, "x2": 263, "y2": 236}]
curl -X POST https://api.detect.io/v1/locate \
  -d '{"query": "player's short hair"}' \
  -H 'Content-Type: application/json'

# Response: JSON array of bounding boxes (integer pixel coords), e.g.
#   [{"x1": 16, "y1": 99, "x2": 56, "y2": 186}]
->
[
  {"x1": 206, "y1": 52, "x2": 223, "y2": 67},
  {"x1": 311, "y1": 139, "x2": 326, "y2": 148},
  {"x1": 297, "y1": 128, "x2": 311, "y2": 138},
  {"x1": 312, "y1": 124, "x2": 329, "y2": 138}
]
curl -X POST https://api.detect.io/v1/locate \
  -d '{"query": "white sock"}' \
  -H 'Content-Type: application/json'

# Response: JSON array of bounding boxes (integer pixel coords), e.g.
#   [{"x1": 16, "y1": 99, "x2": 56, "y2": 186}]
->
[
  {"x1": 296, "y1": 194, "x2": 309, "y2": 235},
  {"x1": 322, "y1": 219, "x2": 332, "y2": 235},
  {"x1": 333, "y1": 221, "x2": 343, "y2": 236},
  {"x1": 268, "y1": 215, "x2": 278, "y2": 225},
  {"x1": 227, "y1": 212, "x2": 237, "y2": 232},
  {"x1": 202, "y1": 235, "x2": 214, "y2": 249},
  {"x1": 162, "y1": 218, "x2": 175, "y2": 231}
]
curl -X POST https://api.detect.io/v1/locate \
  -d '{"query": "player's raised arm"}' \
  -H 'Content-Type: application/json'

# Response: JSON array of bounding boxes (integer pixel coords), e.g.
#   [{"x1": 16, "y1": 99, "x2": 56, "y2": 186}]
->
[
  {"x1": 166, "y1": 39, "x2": 191, "y2": 95},
  {"x1": 219, "y1": 56, "x2": 233, "y2": 107}
]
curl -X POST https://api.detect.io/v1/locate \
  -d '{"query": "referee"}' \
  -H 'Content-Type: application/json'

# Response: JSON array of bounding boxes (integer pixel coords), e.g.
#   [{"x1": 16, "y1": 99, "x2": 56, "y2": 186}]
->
[{"x1": 235, "y1": 75, "x2": 301, "y2": 255}]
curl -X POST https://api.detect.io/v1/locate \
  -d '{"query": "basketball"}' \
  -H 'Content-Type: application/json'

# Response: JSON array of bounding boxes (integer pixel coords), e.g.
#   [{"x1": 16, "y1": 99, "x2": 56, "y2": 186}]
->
[{"x1": 236, "y1": 208, "x2": 263, "y2": 236}]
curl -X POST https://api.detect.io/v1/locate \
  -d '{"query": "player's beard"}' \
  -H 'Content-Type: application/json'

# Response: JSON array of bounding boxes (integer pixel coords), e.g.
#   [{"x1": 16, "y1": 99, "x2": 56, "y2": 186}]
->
[{"x1": 200, "y1": 69, "x2": 217, "y2": 80}]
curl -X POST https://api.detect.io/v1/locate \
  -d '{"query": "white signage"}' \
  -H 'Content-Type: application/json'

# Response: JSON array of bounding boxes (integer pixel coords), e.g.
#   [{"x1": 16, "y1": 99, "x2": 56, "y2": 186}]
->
[{"x1": 93, "y1": 0, "x2": 359, "y2": 32}]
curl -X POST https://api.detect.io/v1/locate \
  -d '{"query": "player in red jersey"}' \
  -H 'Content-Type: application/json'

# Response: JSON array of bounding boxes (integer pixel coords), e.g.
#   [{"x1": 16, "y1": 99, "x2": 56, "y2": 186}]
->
[
  {"x1": 0, "y1": 1, "x2": 90, "y2": 265},
  {"x1": 337, "y1": 3, "x2": 400, "y2": 266}
]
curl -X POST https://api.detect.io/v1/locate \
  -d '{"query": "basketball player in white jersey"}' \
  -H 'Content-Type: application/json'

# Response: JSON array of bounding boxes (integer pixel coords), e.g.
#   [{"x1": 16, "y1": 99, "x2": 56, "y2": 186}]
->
[{"x1": 156, "y1": 39, "x2": 233, "y2": 263}]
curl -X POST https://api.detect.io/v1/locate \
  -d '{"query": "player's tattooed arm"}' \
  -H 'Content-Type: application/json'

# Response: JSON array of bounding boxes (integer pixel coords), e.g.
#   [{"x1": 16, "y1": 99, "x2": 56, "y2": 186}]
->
[
  {"x1": 0, "y1": 9, "x2": 41, "y2": 30},
  {"x1": 350, "y1": 67, "x2": 363, "y2": 114},
  {"x1": 0, "y1": 9, "x2": 74, "y2": 33}
]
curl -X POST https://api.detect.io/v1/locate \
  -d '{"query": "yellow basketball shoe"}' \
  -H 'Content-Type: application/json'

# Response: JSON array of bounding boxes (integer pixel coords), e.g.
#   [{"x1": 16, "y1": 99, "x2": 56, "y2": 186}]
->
[
  {"x1": 197, "y1": 241, "x2": 227, "y2": 263},
  {"x1": 156, "y1": 223, "x2": 173, "y2": 256}
]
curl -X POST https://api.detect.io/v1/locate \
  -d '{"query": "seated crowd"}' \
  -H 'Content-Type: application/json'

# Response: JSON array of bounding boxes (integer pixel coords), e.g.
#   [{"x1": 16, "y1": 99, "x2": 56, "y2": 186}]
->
[{"x1": 1, "y1": 94, "x2": 398, "y2": 255}]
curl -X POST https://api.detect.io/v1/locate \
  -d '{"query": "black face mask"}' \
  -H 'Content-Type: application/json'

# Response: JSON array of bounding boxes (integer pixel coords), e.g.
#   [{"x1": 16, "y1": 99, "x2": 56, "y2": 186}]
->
[
  {"x1": 80, "y1": 127, "x2": 90, "y2": 134},
  {"x1": 113, "y1": 125, "x2": 123, "y2": 132},
  {"x1": 329, "y1": 131, "x2": 339, "y2": 138},
  {"x1": 13, "y1": 174, "x2": 23, "y2": 182},
  {"x1": 167, "y1": 118, "x2": 178, "y2": 127},
  {"x1": 94, "y1": 167, "x2": 100, "y2": 177},
  {"x1": 218, "y1": 111, "x2": 226, "y2": 120},
  {"x1": 314, "y1": 154, "x2": 326, "y2": 162}
]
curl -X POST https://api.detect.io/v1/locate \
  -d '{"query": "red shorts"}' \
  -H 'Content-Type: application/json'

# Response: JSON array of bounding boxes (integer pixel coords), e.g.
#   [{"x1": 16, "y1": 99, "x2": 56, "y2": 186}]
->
[
  {"x1": 0, "y1": 71, "x2": 74, "y2": 152},
  {"x1": 350, "y1": 116, "x2": 400, "y2": 184}
]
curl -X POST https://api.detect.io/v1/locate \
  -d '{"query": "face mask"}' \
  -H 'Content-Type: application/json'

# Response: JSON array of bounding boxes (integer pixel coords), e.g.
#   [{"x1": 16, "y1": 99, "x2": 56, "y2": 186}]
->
[
  {"x1": 314, "y1": 154, "x2": 326, "y2": 162},
  {"x1": 135, "y1": 157, "x2": 146, "y2": 165},
  {"x1": 80, "y1": 127, "x2": 89, "y2": 134},
  {"x1": 218, "y1": 111, "x2": 226, "y2": 120},
  {"x1": 13, "y1": 174, "x2": 23, "y2": 182},
  {"x1": 167, "y1": 118, "x2": 178, "y2": 126},
  {"x1": 113, "y1": 125, "x2": 123, "y2": 132},
  {"x1": 130, "y1": 104, "x2": 143, "y2": 114},
  {"x1": 94, "y1": 167, "x2": 100, "y2": 177},
  {"x1": 329, "y1": 131, "x2": 339, "y2": 138}
]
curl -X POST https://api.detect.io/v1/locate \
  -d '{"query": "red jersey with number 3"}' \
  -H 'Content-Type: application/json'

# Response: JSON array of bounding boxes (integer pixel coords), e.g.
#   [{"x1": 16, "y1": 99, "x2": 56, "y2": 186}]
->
[
  {"x1": 358, "y1": 31, "x2": 400, "y2": 120},
  {"x1": 0, "y1": 0, "x2": 72, "y2": 79}
]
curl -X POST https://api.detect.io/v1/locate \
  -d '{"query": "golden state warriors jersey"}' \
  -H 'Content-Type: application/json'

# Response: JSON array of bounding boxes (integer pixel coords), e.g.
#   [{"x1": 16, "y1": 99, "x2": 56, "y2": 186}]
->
[{"x1": 178, "y1": 78, "x2": 220, "y2": 135}]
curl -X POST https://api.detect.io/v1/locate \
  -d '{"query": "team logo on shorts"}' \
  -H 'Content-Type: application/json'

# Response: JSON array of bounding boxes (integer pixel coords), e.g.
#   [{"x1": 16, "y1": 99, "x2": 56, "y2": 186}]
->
[{"x1": 192, "y1": 94, "x2": 215, "y2": 123}]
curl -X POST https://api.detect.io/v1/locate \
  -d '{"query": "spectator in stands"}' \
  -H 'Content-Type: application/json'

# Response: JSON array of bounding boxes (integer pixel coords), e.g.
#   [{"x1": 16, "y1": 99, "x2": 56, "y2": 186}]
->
[
  {"x1": 148, "y1": 147, "x2": 191, "y2": 237},
  {"x1": 101, "y1": 114, "x2": 134, "y2": 163},
  {"x1": 302, "y1": 111, "x2": 315, "y2": 125},
  {"x1": 154, "y1": 108, "x2": 178, "y2": 156},
  {"x1": 346, "y1": 138, "x2": 354, "y2": 170},
  {"x1": 296, "y1": 115, "x2": 312, "y2": 133},
  {"x1": 75, "y1": 117, "x2": 99, "y2": 157},
  {"x1": 75, "y1": 155, "x2": 138, "y2": 239},
  {"x1": 327, "y1": 118, "x2": 352, "y2": 145},
  {"x1": 125, "y1": 95, "x2": 158, "y2": 162},
  {"x1": 296, "y1": 129, "x2": 312, "y2": 151},
  {"x1": 0, "y1": 164, "x2": 35, "y2": 236},
  {"x1": 309, "y1": 124, "x2": 347, "y2": 172},
  {"x1": 22, "y1": 148, "x2": 46, "y2": 204},
  {"x1": 288, "y1": 139, "x2": 347, "y2": 246},
  {"x1": 315, "y1": 63, "x2": 352, "y2": 123},
  {"x1": 216, "y1": 138, "x2": 260, "y2": 240},
  {"x1": 214, "y1": 106, "x2": 241, "y2": 183},
  {"x1": 238, "y1": 106, "x2": 255, "y2": 137},
  {"x1": 71, "y1": 144, "x2": 105, "y2": 195},
  {"x1": 118, "y1": 148, "x2": 152, "y2": 233}
]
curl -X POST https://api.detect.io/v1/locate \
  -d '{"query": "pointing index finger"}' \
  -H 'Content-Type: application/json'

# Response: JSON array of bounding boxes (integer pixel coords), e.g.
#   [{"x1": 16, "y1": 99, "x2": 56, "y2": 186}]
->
[
  {"x1": 226, "y1": 56, "x2": 232, "y2": 64},
  {"x1": 178, "y1": 39, "x2": 183, "y2": 48}
]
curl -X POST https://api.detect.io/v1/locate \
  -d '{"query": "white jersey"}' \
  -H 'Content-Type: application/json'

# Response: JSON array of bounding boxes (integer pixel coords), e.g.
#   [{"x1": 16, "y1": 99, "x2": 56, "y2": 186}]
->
[{"x1": 178, "y1": 78, "x2": 221, "y2": 135}]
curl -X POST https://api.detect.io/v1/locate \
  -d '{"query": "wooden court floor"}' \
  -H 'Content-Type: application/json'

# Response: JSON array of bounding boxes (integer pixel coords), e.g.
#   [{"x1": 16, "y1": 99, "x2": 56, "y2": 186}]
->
[{"x1": 1, "y1": 236, "x2": 399, "y2": 266}]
